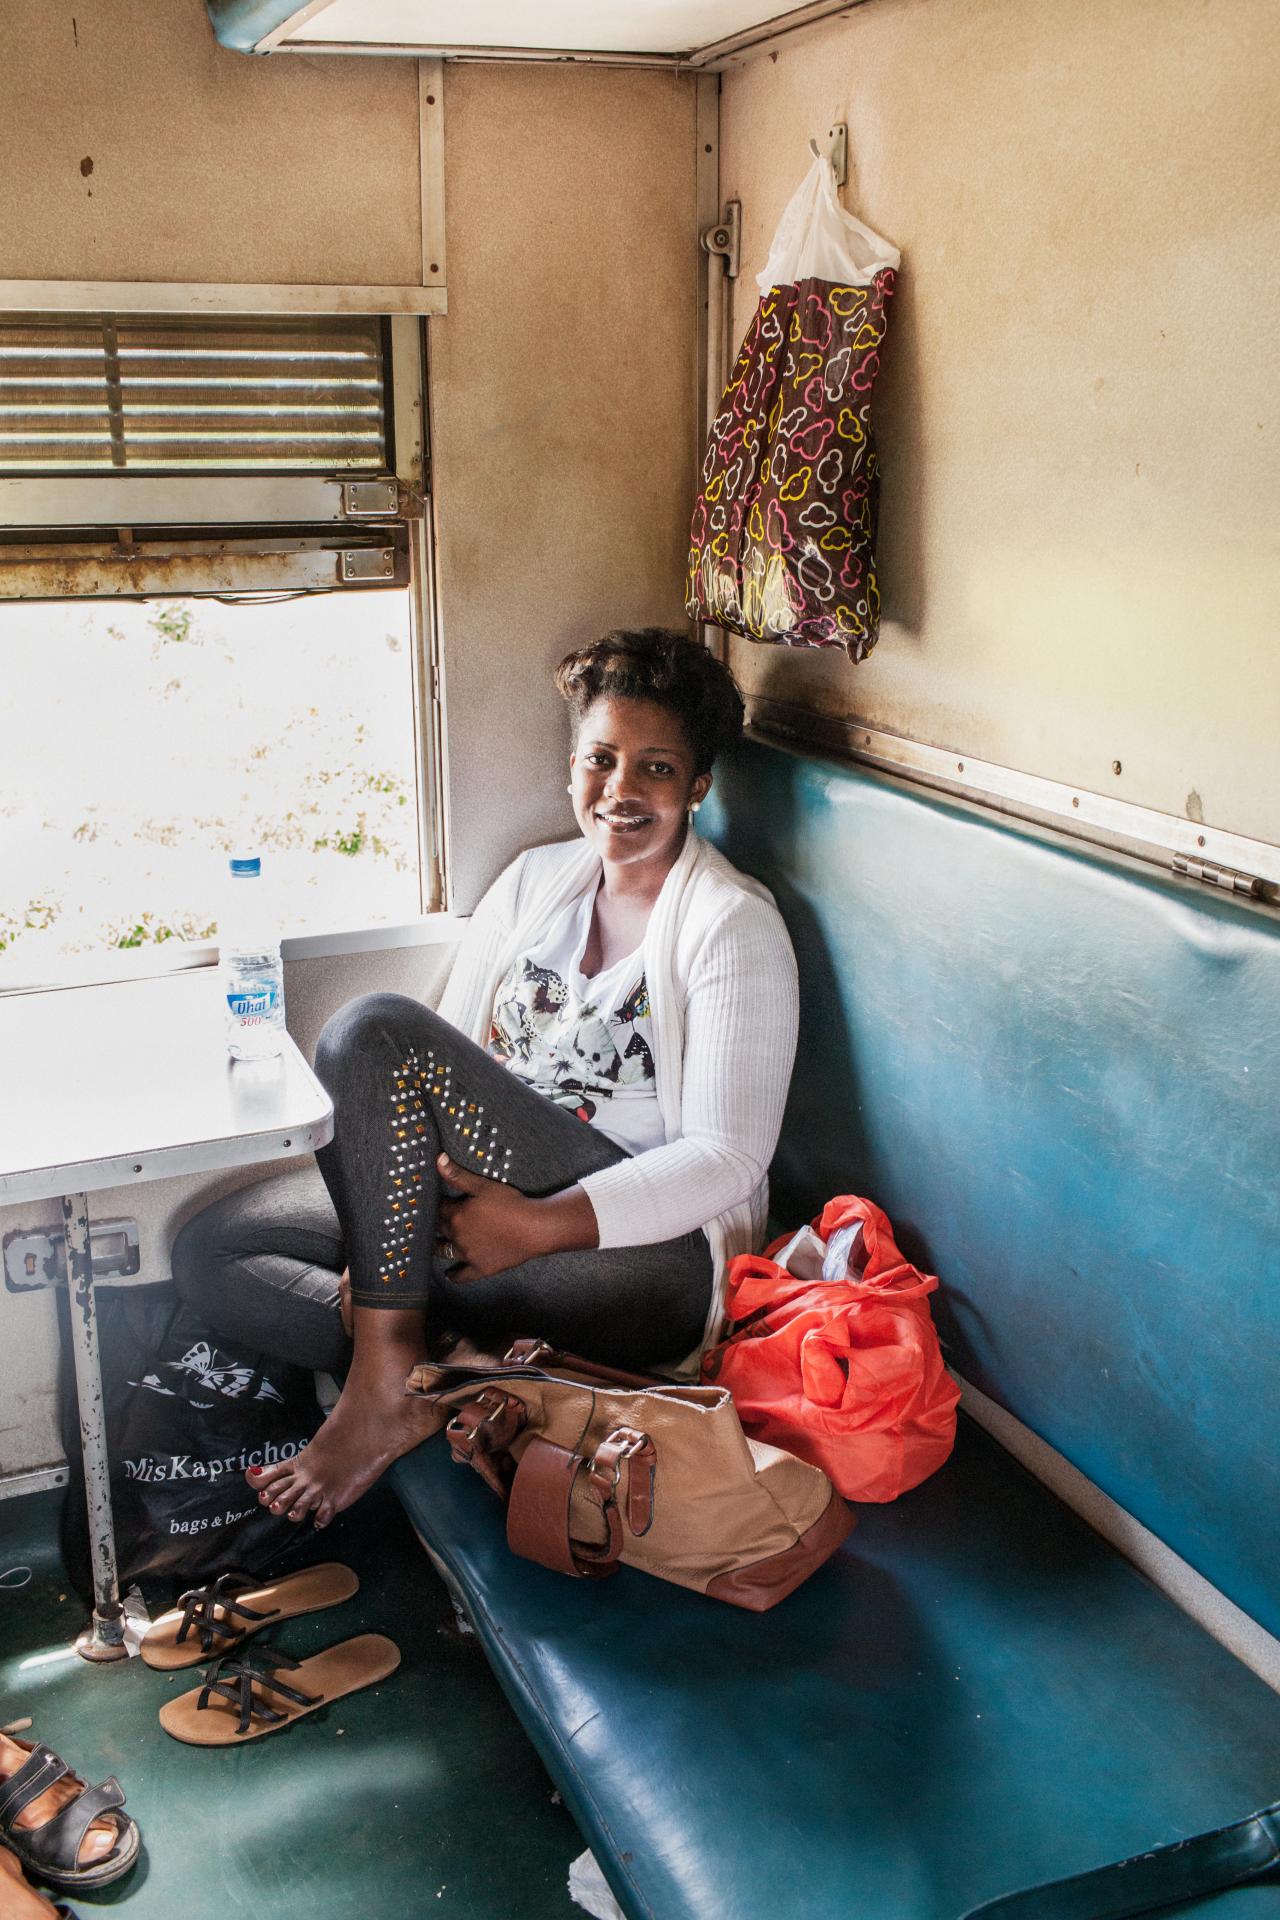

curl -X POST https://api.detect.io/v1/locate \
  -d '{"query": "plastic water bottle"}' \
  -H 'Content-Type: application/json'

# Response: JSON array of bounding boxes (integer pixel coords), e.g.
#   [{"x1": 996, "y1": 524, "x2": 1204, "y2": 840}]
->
[{"x1": 221, "y1": 853, "x2": 285, "y2": 1060}]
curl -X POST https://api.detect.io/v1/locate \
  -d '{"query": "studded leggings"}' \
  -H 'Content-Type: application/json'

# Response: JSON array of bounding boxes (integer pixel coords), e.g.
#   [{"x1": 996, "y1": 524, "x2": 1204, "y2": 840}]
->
[{"x1": 305, "y1": 992, "x2": 712, "y2": 1367}]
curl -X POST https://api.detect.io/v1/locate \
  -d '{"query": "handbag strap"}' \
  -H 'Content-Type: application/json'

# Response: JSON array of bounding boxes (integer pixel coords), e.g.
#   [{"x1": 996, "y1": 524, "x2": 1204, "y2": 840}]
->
[
  {"x1": 506, "y1": 1437, "x2": 623, "y2": 1580},
  {"x1": 440, "y1": 1367, "x2": 655, "y2": 1579},
  {"x1": 960, "y1": 1801, "x2": 1280, "y2": 1920},
  {"x1": 501, "y1": 1338, "x2": 666, "y2": 1390}
]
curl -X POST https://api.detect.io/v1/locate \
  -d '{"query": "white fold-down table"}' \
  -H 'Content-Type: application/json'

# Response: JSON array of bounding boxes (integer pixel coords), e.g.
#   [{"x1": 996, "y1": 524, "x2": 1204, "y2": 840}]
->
[{"x1": 0, "y1": 969, "x2": 333, "y2": 1659}]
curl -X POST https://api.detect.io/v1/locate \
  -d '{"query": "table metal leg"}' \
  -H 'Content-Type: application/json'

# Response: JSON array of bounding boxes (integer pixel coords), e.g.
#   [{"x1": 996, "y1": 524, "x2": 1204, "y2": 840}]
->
[{"x1": 61, "y1": 1192, "x2": 127, "y2": 1663}]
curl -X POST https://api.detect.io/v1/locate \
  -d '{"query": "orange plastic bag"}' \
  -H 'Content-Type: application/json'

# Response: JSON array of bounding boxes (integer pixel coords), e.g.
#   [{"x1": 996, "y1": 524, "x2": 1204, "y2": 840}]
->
[{"x1": 702, "y1": 1195, "x2": 959, "y2": 1503}]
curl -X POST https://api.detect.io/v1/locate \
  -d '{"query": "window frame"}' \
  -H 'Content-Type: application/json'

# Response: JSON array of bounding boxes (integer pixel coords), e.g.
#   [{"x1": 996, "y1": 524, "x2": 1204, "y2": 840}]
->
[{"x1": 0, "y1": 312, "x2": 447, "y2": 993}]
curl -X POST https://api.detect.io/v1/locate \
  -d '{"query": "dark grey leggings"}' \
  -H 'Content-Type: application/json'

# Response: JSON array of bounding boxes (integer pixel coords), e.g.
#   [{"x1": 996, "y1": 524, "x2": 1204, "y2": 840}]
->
[{"x1": 171, "y1": 994, "x2": 712, "y2": 1372}]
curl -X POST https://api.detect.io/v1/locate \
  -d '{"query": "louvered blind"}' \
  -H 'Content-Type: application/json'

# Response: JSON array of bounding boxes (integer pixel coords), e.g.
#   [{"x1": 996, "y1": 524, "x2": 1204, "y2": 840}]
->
[{"x1": 0, "y1": 315, "x2": 388, "y2": 472}]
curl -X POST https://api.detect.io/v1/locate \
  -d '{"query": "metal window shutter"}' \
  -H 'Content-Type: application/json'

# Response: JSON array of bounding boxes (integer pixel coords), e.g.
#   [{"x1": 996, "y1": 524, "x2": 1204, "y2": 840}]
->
[{"x1": 0, "y1": 315, "x2": 387, "y2": 473}]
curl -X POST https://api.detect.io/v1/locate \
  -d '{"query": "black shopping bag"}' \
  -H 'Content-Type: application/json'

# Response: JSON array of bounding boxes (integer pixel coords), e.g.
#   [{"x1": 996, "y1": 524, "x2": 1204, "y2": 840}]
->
[{"x1": 60, "y1": 1282, "x2": 323, "y2": 1598}]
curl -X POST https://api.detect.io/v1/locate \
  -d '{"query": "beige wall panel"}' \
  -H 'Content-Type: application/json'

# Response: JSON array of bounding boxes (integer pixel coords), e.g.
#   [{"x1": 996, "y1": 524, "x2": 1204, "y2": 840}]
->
[
  {"x1": 431, "y1": 63, "x2": 699, "y2": 910},
  {"x1": 0, "y1": 0, "x2": 421, "y2": 286},
  {"x1": 719, "y1": 0, "x2": 1280, "y2": 844}
]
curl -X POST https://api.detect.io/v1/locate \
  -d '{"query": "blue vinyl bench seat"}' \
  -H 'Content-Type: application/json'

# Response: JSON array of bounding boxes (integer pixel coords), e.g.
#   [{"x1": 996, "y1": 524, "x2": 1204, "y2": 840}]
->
[
  {"x1": 391, "y1": 734, "x2": 1280, "y2": 1918},
  {"x1": 391, "y1": 1418, "x2": 1280, "y2": 1920}
]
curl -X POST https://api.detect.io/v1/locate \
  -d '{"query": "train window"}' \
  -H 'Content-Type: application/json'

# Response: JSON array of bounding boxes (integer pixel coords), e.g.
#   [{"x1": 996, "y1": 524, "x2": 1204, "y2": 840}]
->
[
  {"x1": 0, "y1": 586, "x2": 421, "y2": 988},
  {"x1": 0, "y1": 312, "x2": 442, "y2": 989}
]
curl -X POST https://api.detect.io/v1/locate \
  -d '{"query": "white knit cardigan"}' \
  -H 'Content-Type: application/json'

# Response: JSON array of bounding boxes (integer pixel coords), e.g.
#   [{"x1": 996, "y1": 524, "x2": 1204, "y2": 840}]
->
[{"x1": 437, "y1": 828, "x2": 799, "y2": 1366}]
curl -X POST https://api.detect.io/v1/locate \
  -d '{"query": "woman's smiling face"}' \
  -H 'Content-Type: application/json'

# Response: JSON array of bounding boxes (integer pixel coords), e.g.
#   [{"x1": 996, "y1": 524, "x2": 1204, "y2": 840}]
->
[{"x1": 569, "y1": 695, "x2": 710, "y2": 881}]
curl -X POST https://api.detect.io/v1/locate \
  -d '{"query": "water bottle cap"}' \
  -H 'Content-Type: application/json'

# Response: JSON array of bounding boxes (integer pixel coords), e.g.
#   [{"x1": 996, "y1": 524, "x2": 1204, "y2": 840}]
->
[{"x1": 229, "y1": 855, "x2": 261, "y2": 877}]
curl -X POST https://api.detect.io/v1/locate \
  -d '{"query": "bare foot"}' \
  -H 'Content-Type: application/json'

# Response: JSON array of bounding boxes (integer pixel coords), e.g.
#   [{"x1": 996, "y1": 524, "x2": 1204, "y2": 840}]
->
[
  {"x1": 0, "y1": 1844, "x2": 65, "y2": 1918},
  {"x1": 0, "y1": 1733, "x2": 120, "y2": 1875},
  {"x1": 246, "y1": 1303, "x2": 435, "y2": 1529}
]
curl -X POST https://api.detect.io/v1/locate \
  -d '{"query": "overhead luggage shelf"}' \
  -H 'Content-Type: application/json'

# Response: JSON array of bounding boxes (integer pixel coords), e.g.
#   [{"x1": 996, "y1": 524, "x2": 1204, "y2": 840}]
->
[{"x1": 204, "y1": 0, "x2": 872, "y2": 66}]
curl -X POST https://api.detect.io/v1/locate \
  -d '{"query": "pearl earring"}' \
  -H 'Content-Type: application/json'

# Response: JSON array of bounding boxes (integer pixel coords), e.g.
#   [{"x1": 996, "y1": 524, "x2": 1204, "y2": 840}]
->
[{"x1": 566, "y1": 783, "x2": 573, "y2": 794}]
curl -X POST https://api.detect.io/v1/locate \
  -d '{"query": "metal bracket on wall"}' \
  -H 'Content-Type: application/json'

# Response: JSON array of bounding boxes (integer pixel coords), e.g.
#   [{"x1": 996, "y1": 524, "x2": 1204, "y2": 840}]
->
[
  {"x1": 701, "y1": 201, "x2": 741, "y2": 281},
  {"x1": 0, "y1": 1464, "x2": 71, "y2": 1502},
  {"x1": 340, "y1": 547, "x2": 397, "y2": 583},
  {"x1": 809, "y1": 123, "x2": 848, "y2": 188},
  {"x1": 3, "y1": 1218, "x2": 140, "y2": 1293},
  {"x1": 341, "y1": 478, "x2": 399, "y2": 518}
]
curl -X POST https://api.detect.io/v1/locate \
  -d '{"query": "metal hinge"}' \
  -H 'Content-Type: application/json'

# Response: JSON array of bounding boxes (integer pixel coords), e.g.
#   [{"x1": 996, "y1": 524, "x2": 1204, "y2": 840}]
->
[
  {"x1": 341, "y1": 478, "x2": 400, "y2": 518},
  {"x1": 701, "y1": 201, "x2": 741, "y2": 281},
  {"x1": 1172, "y1": 854, "x2": 1263, "y2": 898},
  {"x1": 340, "y1": 547, "x2": 396, "y2": 584}
]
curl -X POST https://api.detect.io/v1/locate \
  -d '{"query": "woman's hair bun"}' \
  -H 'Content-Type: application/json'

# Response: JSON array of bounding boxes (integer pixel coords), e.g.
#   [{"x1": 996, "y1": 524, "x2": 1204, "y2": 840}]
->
[{"x1": 555, "y1": 628, "x2": 744, "y2": 776}]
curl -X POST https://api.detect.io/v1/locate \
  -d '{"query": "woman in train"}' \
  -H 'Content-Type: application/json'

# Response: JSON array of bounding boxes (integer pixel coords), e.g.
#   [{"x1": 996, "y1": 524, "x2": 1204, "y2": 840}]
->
[{"x1": 172, "y1": 627, "x2": 799, "y2": 1529}]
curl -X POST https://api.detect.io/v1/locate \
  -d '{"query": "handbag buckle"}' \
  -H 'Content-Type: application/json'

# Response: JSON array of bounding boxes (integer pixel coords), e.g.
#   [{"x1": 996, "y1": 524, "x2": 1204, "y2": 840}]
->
[
  {"x1": 502, "y1": 1337, "x2": 555, "y2": 1369},
  {"x1": 588, "y1": 1427, "x2": 656, "y2": 1538},
  {"x1": 446, "y1": 1388, "x2": 527, "y2": 1495}
]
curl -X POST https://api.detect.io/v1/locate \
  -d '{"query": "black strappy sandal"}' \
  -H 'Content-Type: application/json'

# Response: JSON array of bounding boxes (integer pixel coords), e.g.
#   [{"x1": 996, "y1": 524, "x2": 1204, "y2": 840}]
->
[
  {"x1": 195, "y1": 1644, "x2": 321, "y2": 1739},
  {"x1": 147, "y1": 1569, "x2": 276, "y2": 1665},
  {"x1": 0, "y1": 1740, "x2": 140, "y2": 1892},
  {"x1": 141, "y1": 1563, "x2": 358, "y2": 1671},
  {"x1": 158, "y1": 1634, "x2": 400, "y2": 1745},
  {"x1": 178, "y1": 1570, "x2": 275, "y2": 1649}
]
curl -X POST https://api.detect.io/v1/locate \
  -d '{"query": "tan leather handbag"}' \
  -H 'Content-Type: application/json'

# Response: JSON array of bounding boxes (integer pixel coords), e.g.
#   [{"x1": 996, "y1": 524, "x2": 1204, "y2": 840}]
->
[{"x1": 405, "y1": 1339, "x2": 854, "y2": 1611}]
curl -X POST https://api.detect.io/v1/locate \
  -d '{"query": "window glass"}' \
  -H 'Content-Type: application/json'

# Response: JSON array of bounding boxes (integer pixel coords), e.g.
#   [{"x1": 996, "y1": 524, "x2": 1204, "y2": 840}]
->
[
  {"x1": 0, "y1": 314, "x2": 387, "y2": 472},
  {"x1": 0, "y1": 590, "x2": 420, "y2": 986}
]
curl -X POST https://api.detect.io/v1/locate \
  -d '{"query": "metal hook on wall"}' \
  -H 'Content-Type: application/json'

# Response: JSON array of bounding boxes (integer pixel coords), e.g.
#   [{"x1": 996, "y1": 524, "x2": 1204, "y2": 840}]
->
[
  {"x1": 700, "y1": 200, "x2": 741, "y2": 281},
  {"x1": 809, "y1": 124, "x2": 848, "y2": 189}
]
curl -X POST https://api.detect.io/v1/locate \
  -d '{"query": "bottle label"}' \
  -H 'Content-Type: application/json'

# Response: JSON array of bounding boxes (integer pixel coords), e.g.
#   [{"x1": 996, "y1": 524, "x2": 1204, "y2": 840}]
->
[{"x1": 227, "y1": 984, "x2": 280, "y2": 1023}]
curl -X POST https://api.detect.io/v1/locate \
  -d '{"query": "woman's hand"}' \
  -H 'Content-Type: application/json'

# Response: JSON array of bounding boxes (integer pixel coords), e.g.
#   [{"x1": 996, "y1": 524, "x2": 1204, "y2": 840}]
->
[{"x1": 435, "y1": 1153, "x2": 599, "y2": 1281}]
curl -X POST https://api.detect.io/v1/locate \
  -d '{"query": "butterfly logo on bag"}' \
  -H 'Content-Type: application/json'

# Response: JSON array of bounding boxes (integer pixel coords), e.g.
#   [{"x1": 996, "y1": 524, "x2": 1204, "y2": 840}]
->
[{"x1": 129, "y1": 1340, "x2": 286, "y2": 1408}]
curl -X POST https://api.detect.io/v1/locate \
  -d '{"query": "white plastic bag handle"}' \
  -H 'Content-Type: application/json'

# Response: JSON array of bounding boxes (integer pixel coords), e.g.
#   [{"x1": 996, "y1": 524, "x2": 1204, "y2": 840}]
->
[
  {"x1": 756, "y1": 152, "x2": 900, "y2": 296},
  {"x1": 771, "y1": 1221, "x2": 867, "y2": 1285}
]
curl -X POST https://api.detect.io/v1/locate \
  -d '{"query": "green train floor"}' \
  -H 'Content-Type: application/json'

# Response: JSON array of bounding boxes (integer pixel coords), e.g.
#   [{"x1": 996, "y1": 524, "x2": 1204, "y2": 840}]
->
[{"x1": 0, "y1": 1483, "x2": 588, "y2": 1918}]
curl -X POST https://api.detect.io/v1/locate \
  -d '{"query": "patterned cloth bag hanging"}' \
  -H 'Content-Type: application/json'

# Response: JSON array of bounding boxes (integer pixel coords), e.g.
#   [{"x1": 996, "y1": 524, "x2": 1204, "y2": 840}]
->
[
  {"x1": 702, "y1": 1195, "x2": 959, "y2": 1504},
  {"x1": 687, "y1": 154, "x2": 899, "y2": 660}
]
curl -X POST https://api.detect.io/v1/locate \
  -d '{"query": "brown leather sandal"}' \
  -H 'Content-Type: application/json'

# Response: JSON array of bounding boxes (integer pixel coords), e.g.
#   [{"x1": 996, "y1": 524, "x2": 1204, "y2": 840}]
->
[
  {"x1": 140, "y1": 1563, "x2": 358, "y2": 1671},
  {"x1": 157, "y1": 1635, "x2": 400, "y2": 1745}
]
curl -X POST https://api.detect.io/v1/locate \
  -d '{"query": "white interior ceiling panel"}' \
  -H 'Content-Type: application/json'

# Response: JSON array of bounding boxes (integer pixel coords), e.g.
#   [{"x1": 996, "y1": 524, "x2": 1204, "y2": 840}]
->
[{"x1": 289, "y1": 0, "x2": 826, "y2": 57}]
